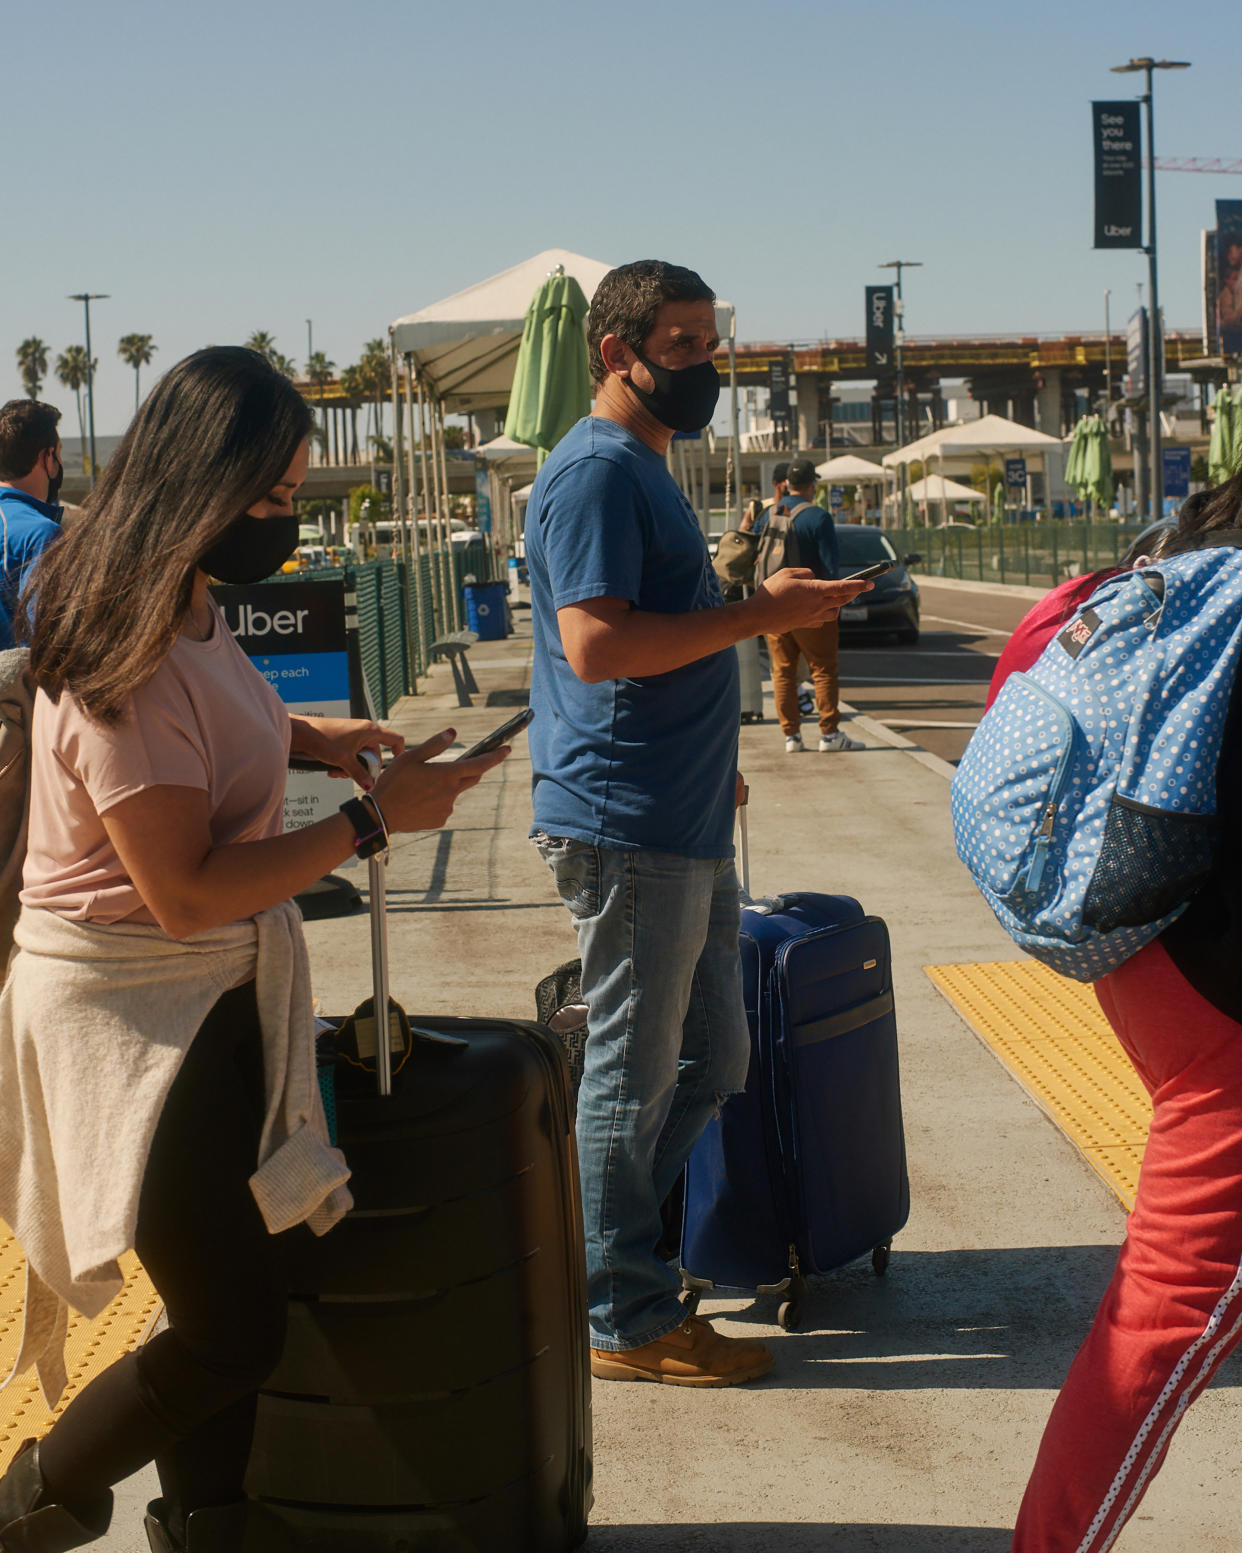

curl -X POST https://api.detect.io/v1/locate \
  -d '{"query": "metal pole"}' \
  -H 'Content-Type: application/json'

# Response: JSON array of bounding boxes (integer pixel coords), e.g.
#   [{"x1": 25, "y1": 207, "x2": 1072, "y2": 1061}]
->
[
  {"x1": 728, "y1": 306, "x2": 742, "y2": 523},
  {"x1": 415, "y1": 380, "x2": 443, "y2": 630},
  {"x1": 69, "y1": 294, "x2": 107, "y2": 486},
  {"x1": 1104, "y1": 289, "x2": 1112, "y2": 409},
  {"x1": 389, "y1": 338, "x2": 419, "y2": 696},
  {"x1": 404, "y1": 358, "x2": 429, "y2": 673},
  {"x1": 1143, "y1": 64, "x2": 1162, "y2": 521}
]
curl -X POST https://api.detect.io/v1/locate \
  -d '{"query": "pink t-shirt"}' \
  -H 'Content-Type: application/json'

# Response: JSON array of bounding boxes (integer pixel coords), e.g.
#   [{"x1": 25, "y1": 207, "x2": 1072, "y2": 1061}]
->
[{"x1": 21, "y1": 602, "x2": 291, "y2": 924}]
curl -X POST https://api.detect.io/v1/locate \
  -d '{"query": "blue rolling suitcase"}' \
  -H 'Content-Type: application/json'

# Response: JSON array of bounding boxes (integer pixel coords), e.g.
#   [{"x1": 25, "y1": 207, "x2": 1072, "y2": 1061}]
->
[{"x1": 680, "y1": 883, "x2": 910, "y2": 1331}]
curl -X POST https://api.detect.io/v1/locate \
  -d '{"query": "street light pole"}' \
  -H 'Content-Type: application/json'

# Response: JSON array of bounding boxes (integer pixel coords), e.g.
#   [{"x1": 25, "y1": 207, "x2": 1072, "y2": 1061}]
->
[
  {"x1": 68, "y1": 292, "x2": 108, "y2": 487},
  {"x1": 1104, "y1": 289, "x2": 1112, "y2": 410},
  {"x1": 878, "y1": 260, "x2": 922, "y2": 449},
  {"x1": 1111, "y1": 56, "x2": 1189, "y2": 520}
]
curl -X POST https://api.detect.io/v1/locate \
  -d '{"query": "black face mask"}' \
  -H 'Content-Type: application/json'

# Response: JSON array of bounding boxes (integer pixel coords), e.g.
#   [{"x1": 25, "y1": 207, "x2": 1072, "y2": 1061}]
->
[
  {"x1": 200, "y1": 512, "x2": 299, "y2": 584},
  {"x1": 45, "y1": 454, "x2": 63, "y2": 509},
  {"x1": 627, "y1": 353, "x2": 721, "y2": 434}
]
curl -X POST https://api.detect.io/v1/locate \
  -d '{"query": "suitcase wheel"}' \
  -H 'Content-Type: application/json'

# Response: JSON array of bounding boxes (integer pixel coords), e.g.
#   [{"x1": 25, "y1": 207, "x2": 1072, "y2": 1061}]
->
[
  {"x1": 872, "y1": 1240, "x2": 892, "y2": 1277},
  {"x1": 777, "y1": 1298, "x2": 801, "y2": 1332}
]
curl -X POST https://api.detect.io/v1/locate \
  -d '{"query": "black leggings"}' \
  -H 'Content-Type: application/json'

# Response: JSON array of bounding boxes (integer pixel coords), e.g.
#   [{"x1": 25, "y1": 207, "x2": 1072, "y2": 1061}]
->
[{"x1": 37, "y1": 980, "x2": 288, "y2": 1522}]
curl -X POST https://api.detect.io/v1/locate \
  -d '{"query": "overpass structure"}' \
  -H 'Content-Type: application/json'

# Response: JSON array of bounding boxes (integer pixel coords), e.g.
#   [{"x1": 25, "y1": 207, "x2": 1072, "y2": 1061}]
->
[{"x1": 727, "y1": 328, "x2": 1211, "y2": 448}]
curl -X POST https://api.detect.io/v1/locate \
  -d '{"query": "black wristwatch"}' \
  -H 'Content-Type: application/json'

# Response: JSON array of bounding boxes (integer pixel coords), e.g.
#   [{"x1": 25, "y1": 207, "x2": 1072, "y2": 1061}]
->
[{"x1": 340, "y1": 795, "x2": 388, "y2": 859}]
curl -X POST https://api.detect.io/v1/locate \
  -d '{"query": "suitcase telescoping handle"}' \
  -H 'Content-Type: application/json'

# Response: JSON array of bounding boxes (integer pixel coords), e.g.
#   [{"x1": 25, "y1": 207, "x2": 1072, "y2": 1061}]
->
[
  {"x1": 737, "y1": 783, "x2": 750, "y2": 899},
  {"x1": 359, "y1": 750, "x2": 393, "y2": 1097}
]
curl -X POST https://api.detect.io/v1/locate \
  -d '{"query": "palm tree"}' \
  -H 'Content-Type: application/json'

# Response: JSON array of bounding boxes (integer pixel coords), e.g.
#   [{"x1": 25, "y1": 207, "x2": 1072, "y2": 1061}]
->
[
  {"x1": 307, "y1": 351, "x2": 335, "y2": 464},
  {"x1": 339, "y1": 364, "x2": 365, "y2": 464},
  {"x1": 245, "y1": 329, "x2": 277, "y2": 362},
  {"x1": 361, "y1": 339, "x2": 388, "y2": 450},
  {"x1": 271, "y1": 350, "x2": 297, "y2": 379},
  {"x1": 16, "y1": 338, "x2": 49, "y2": 400},
  {"x1": 55, "y1": 346, "x2": 93, "y2": 471},
  {"x1": 117, "y1": 333, "x2": 157, "y2": 414}
]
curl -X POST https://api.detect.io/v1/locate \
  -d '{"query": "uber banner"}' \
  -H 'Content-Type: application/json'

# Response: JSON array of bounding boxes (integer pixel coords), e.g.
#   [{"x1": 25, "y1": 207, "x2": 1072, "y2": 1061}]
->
[
  {"x1": 213, "y1": 578, "x2": 354, "y2": 833},
  {"x1": 1092, "y1": 102, "x2": 1142, "y2": 250},
  {"x1": 865, "y1": 286, "x2": 895, "y2": 372}
]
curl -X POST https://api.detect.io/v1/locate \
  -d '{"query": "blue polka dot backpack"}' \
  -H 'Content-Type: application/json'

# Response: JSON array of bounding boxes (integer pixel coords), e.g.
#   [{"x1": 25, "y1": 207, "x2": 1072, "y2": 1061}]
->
[{"x1": 952, "y1": 548, "x2": 1242, "y2": 981}]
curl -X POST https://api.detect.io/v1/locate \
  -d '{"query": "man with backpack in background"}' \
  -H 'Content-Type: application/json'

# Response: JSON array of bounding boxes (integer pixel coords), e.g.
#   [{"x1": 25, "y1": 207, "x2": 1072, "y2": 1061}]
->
[
  {"x1": 755, "y1": 457, "x2": 862, "y2": 753},
  {"x1": 0, "y1": 401, "x2": 66, "y2": 649}
]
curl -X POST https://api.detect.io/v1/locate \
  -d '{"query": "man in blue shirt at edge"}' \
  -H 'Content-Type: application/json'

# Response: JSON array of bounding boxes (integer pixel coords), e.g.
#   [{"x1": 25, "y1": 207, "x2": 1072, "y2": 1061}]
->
[
  {"x1": 765, "y1": 457, "x2": 864, "y2": 755},
  {"x1": 525, "y1": 261, "x2": 872, "y2": 1386},
  {"x1": 0, "y1": 401, "x2": 66, "y2": 649}
]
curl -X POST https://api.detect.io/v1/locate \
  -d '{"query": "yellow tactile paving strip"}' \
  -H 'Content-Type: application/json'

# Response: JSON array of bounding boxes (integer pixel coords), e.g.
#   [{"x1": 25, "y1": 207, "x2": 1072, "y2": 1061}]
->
[
  {"x1": 0, "y1": 1229, "x2": 162, "y2": 1471},
  {"x1": 926, "y1": 961, "x2": 1151, "y2": 1212}
]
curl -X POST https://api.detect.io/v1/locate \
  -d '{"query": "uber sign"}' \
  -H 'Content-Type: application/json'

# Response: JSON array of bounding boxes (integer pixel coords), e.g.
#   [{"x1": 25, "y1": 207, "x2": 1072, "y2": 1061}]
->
[
  {"x1": 1092, "y1": 101, "x2": 1142, "y2": 250},
  {"x1": 866, "y1": 285, "x2": 895, "y2": 372},
  {"x1": 213, "y1": 578, "x2": 354, "y2": 833}
]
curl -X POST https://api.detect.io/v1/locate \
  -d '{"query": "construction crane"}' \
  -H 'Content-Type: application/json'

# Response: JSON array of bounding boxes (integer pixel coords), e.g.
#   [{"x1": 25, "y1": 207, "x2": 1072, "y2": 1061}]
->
[{"x1": 1148, "y1": 157, "x2": 1242, "y2": 174}]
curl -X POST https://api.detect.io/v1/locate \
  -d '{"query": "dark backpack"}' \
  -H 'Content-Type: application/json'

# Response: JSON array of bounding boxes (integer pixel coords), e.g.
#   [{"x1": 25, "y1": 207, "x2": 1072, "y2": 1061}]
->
[{"x1": 753, "y1": 500, "x2": 812, "y2": 585}]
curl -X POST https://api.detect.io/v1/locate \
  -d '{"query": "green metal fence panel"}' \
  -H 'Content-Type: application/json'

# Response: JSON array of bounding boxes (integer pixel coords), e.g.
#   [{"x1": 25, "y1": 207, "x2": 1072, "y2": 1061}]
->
[
  {"x1": 352, "y1": 565, "x2": 385, "y2": 718},
  {"x1": 890, "y1": 523, "x2": 1152, "y2": 589},
  {"x1": 379, "y1": 561, "x2": 407, "y2": 712}
]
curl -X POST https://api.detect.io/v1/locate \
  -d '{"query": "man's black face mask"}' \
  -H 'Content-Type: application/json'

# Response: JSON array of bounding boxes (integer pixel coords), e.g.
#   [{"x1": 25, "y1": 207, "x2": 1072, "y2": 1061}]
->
[
  {"x1": 627, "y1": 353, "x2": 721, "y2": 434},
  {"x1": 45, "y1": 453, "x2": 64, "y2": 508}
]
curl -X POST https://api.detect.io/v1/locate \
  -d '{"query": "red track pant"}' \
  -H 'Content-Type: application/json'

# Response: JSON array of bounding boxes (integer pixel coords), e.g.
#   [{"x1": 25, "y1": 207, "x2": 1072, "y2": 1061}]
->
[{"x1": 1013, "y1": 938, "x2": 1242, "y2": 1551}]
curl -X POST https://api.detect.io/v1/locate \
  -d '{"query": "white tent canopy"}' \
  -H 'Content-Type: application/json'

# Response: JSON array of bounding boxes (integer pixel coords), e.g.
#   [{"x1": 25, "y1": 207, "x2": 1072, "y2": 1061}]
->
[
  {"x1": 881, "y1": 413, "x2": 1063, "y2": 469},
  {"x1": 905, "y1": 474, "x2": 985, "y2": 503},
  {"x1": 390, "y1": 248, "x2": 737, "y2": 415},
  {"x1": 935, "y1": 414, "x2": 1063, "y2": 456},
  {"x1": 815, "y1": 454, "x2": 885, "y2": 481},
  {"x1": 389, "y1": 248, "x2": 614, "y2": 413}
]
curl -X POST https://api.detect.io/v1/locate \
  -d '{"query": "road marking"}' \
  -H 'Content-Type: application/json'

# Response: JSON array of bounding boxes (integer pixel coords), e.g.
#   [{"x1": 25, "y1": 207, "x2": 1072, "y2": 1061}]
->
[
  {"x1": 921, "y1": 613, "x2": 1013, "y2": 636},
  {"x1": 839, "y1": 701, "x2": 958, "y2": 781},
  {"x1": 876, "y1": 720, "x2": 980, "y2": 730},
  {"x1": 841, "y1": 649, "x2": 1001, "y2": 659},
  {"x1": 844, "y1": 676, "x2": 992, "y2": 685}
]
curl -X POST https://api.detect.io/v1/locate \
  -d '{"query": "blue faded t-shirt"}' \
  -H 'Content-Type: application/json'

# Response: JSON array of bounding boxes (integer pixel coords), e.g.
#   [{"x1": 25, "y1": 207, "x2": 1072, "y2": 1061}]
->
[
  {"x1": 525, "y1": 416, "x2": 740, "y2": 858},
  {"x1": 0, "y1": 488, "x2": 62, "y2": 648}
]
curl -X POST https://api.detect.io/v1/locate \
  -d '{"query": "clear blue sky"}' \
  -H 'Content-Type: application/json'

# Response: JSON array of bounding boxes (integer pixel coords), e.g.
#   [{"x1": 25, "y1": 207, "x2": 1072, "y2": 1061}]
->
[{"x1": 4, "y1": 0, "x2": 1235, "y2": 435}]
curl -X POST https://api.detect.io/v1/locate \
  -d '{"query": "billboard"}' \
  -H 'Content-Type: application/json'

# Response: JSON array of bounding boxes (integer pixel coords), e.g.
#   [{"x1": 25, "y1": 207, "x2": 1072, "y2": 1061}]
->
[
  {"x1": 1203, "y1": 229, "x2": 1219, "y2": 357},
  {"x1": 1216, "y1": 201, "x2": 1242, "y2": 357},
  {"x1": 1126, "y1": 308, "x2": 1148, "y2": 397},
  {"x1": 768, "y1": 359, "x2": 790, "y2": 419},
  {"x1": 865, "y1": 286, "x2": 895, "y2": 372},
  {"x1": 1092, "y1": 102, "x2": 1142, "y2": 249}
]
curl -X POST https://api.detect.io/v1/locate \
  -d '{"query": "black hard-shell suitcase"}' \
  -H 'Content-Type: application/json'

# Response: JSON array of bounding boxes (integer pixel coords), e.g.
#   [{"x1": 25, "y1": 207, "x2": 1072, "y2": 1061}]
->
[{"x1": 246, "y1": 810, "x2": 593, "y2": 1552}]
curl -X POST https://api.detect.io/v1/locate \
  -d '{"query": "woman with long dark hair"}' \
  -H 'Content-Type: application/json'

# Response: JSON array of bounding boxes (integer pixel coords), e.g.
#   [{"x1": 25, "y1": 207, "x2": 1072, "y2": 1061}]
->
[
  {"x1": 0, "y1": 346, "x2": 507, "y2": 1552},
  {"x1": 990, "y1": 470, "x2": 1242, "y2": 1550}
]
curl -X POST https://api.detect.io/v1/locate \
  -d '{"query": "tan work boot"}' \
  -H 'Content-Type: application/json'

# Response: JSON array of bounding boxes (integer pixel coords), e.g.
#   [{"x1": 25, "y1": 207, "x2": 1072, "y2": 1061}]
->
[{"x1": 590, "y1": 1316, "x2": 774, "y2": 1387}]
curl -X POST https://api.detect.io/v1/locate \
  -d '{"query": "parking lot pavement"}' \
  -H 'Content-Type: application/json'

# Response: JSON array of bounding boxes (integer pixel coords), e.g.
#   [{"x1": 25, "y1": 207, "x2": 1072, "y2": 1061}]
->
[
  {"x1": 90, "y1": 598, "x2": 1242, "y2": 1550},
  {"x1": 836, "y1": 579, "x2": 1041, "y2": 768}
]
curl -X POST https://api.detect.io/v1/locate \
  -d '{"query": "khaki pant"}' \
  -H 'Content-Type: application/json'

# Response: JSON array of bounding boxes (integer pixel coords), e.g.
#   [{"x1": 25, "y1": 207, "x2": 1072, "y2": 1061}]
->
[{"x1": 766, "y1": 619, "x2": 840, "y2": 737}]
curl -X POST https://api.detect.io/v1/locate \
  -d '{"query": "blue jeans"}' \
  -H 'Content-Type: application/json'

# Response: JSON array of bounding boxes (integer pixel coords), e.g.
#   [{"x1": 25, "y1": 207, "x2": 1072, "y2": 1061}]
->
[{"x1": 533, "y1": 837, "x2": 751, "y2": 1350}]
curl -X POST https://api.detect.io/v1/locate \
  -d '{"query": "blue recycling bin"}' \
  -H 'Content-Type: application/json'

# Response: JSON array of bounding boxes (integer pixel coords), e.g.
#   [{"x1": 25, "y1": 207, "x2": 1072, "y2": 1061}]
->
[{"x1": 463, "y1": 581, "x2": 509, "y2": 641}]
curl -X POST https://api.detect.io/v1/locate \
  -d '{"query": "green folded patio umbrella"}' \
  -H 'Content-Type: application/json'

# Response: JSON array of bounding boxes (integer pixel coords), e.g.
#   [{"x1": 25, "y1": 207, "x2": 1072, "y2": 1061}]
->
[
  {"x1": 1080, "y1": 416, "x2": 1114, "y2": 511},
  {"x1": 1065, "y1": 415, "x2": 1113, "y2": 512},
  {"x1": 991, "y1": 480, "x2": 1005, "y2": 525},
  {"x1": 1064, "y1": 419, "x2": 1087, "y2": 492},
  {"x1": 1209, "y1": 386, "x2": 1242, "y2": 486},
  {"x1": 504, "y1": 267, "x2": 592, "y2": 467}
]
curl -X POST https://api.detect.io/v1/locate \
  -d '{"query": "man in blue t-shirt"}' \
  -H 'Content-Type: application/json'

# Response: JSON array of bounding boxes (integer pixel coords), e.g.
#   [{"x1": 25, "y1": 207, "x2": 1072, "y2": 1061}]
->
[
  {"x1": 762, "y1": 458, "x2": 863, "y2": 754},
  {"x1": 0, "y1": 401, "x2": 66, "y2": 648},
  {"x1": 525, "y1": 261, "x2": 872, "y2": 1386}
]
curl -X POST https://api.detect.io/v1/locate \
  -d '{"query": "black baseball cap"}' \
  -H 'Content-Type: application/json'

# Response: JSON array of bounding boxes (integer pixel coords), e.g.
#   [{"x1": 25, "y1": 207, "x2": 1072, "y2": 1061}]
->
[
  {"x1": 772, "y1": 462, "x2": 789, "y2": 484},
  {"x1": 787, "y1": 458, "x2": 817, "y2": 487}
]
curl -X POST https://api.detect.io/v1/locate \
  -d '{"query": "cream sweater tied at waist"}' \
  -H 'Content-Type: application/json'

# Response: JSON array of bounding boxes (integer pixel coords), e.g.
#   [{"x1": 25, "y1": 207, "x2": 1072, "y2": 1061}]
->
[{"x1": 0, "y1": 898, "x2": 353, "y2": 1405}]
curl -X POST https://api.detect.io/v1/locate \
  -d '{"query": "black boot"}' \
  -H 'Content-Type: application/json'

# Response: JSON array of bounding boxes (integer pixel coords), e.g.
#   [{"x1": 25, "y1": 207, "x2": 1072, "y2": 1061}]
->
[
  {"x1": 145, "y1": 1497, "x2": 259, "y2": 1552},
  {"x1": 0, "y1": 1439, "x2": 111, "y2": 1552}
]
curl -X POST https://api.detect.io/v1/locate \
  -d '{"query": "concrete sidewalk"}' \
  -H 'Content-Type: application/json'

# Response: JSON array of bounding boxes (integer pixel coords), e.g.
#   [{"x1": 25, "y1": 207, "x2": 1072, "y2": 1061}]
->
[{"x1": 103, "y1": 611, "x2": 1242, "y2": 1552}]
